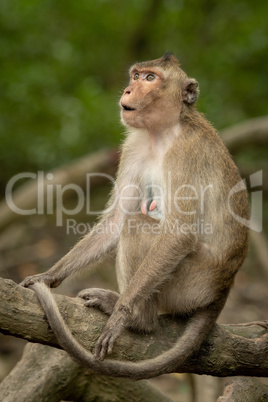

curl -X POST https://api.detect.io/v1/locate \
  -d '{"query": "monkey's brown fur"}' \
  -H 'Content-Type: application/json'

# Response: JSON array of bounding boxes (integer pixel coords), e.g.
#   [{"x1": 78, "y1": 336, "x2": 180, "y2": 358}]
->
[{"x1": 21, "y1": 53, "x2": 249, "y2": 380}]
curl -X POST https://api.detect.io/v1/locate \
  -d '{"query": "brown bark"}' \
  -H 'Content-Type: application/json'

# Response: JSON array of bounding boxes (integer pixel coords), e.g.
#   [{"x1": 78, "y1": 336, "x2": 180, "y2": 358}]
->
[{"x1": 217, "y1": 377, "x2": 268, "y2": 402}]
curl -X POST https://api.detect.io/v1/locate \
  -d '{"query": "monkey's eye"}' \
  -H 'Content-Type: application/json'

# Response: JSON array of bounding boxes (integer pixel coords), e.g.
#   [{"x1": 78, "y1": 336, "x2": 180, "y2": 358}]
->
[
  {"x1": 146, "y1": 74, "x2": 155, "y2": 81},
  {"x1": 133, "y1": 73, "x2": 139, "y2": 80}
]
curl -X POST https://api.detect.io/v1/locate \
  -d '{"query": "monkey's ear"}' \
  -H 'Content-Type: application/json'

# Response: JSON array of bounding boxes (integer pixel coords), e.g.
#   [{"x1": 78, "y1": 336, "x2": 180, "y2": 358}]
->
[{"x1": 182, "y1": 79, "x2": 199, "y2": 104}]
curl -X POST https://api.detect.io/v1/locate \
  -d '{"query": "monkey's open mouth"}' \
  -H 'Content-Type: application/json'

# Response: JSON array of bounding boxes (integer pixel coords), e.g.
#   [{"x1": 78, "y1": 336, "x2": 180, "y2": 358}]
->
[{"x1": 122, "y1": 105, "x2": 136, "y2": 111}]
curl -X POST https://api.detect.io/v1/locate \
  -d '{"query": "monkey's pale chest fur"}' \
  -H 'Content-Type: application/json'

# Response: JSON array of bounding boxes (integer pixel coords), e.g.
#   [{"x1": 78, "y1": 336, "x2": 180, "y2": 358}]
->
[
  {"x1": 122, "y1": 126, "x2": 180, "y2": 216},
  {"x1": 116, "y1": 126, "x2": 182, "y2": 293}
]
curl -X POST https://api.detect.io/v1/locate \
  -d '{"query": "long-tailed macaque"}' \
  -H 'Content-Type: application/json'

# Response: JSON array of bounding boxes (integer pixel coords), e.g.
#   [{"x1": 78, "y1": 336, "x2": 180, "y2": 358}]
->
[{"x1": 21, "y1": 52, "x2": 249, "y2": 380}]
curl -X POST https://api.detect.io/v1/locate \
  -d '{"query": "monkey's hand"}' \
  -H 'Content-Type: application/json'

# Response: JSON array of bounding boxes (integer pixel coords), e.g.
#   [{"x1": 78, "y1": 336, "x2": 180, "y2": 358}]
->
[
  {"x1": 94, "y1": 308, "x2": 127, "y2": 360},
  {"x1": 20, "y1": 273, "x2": 62, "y2": 288}
]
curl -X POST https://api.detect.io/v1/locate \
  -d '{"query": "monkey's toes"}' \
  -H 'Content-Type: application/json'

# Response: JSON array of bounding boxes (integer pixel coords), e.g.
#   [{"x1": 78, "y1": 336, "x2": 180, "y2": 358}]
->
[
  {"x1": 94, "y1": 333, "x2": 115, "y2": 360},
  {"x1": 84, "y1": 298, "x2": 99, "y2": 307},
  {"x1": 77, "y1": 289, "x2": 93, "y2": 299},
  {"x1": 78, "y1": 288, "x2": 119, "y2": 315}
]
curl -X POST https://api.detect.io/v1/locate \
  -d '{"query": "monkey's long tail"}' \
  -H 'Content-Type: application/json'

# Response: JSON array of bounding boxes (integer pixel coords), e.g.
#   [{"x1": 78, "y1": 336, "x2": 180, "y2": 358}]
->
[{"x1": 30, "y1": 282, "x2": 217, "y2": 380}]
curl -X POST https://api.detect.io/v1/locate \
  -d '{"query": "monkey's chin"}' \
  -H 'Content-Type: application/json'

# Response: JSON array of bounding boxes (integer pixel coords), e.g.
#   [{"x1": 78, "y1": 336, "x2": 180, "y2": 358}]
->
[{"x1": 120, "y1": 112, "x2": 146, "y2": 129}]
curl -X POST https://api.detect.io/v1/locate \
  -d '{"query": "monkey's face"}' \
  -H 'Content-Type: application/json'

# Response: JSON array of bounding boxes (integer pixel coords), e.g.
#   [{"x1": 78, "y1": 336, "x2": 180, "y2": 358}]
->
[{"x1": 120, "y1": 66, "x2": 182, "y2": 131}]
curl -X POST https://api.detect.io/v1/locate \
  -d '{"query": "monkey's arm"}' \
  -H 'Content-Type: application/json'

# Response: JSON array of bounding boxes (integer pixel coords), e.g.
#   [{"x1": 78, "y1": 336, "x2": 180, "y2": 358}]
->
[
  {"x1": 20, "y1": 184, "x2": 123, "y2": 288},
  {"x1": 20, "y1": 215, "x2": 120, "y2": 288},
  {"x1": 21, "y1": 176, "x2": 140, "y2": 288}
]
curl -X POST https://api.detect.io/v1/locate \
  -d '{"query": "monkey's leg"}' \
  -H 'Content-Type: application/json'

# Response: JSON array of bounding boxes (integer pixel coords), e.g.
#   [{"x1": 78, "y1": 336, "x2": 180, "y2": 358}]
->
[
  {"x1": 93, "y1": 297, "x2": 159, "y2": 360},
  {"x1": 127, "y1": 297, "x2": 158, "y2": 333},
  {"x1": 78, "y1": 288, "x2": 119, "y2": 315}
]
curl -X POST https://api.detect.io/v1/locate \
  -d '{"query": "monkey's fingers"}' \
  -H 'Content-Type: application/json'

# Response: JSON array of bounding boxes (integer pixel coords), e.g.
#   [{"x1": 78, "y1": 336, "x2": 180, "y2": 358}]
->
[
  {"x1": 20, "y1": 274, "x2": 61, "y2": 288},
  {"x1": 20, "y1": 276, "x2": 37, "y2": 287},
  {"x1": 20, "y1": 275, "x2": 47, "y2": 287}
]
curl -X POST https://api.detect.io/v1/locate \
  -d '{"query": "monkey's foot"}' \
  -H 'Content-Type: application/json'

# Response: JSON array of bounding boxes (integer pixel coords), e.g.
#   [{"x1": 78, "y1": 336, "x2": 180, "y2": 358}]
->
[
  {"x1": 20, "y1": 273, "x2": 62, "y2": 288},
  {"x1": 78, "y1": 288, "x2": 119, "y2": 316},
  {"x1": 94, "y1": 308, "x2": 127, "y2": 360}
]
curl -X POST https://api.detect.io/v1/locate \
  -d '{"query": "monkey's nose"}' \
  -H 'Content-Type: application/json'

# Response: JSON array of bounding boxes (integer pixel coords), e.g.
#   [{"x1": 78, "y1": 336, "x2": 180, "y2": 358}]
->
[{"x1": 124, "y1": 87, "x2": 132, "y2": 95}]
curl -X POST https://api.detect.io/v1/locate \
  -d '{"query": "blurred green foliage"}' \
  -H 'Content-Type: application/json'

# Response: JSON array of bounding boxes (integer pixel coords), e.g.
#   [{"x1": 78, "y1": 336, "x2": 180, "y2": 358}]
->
[{"x1": 0, "y1": 0, "x2": 267, "y2": 189}]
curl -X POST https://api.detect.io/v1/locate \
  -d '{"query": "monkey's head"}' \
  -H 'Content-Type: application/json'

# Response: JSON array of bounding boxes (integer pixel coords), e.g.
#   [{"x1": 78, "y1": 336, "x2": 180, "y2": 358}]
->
[{"x1": 120, "y1": 52, "x2": 199, "y2": 131}]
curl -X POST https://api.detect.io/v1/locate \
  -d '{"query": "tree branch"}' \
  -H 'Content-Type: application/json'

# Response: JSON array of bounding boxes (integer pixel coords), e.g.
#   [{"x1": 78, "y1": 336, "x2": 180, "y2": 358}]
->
[
  {"x1": 0, "y1": 277, "x2": 267, "y2": 378},
  {"x1": 0, "y1": 343, "x2": 170, "y2": 402},
  {"x1": 250, "y1": 230, "x2": 268, "y2": 280},
  {"x1": 0, "y1": 149, "x2": 118, "y2": 231}
]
